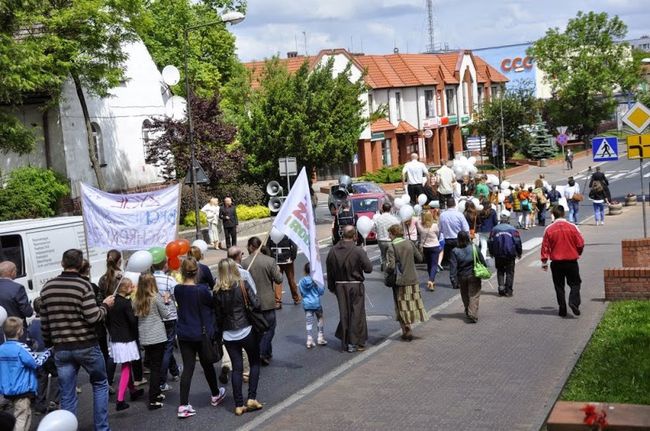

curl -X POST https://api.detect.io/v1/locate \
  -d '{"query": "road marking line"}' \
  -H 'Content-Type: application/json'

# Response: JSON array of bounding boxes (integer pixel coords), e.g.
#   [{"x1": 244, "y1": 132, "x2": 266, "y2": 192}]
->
[{"x1": 522, "y1": 237, "x2": 543, "y2": 251}]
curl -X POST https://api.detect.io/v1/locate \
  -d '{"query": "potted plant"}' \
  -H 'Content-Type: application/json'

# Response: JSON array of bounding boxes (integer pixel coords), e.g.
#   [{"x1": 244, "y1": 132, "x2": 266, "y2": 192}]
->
[
  {"x1": 625, "y1": 193, "x2": 637, "y2": 206},
  {"x1": 609, "y1": 200, "x2": 623, "y2": 215}
]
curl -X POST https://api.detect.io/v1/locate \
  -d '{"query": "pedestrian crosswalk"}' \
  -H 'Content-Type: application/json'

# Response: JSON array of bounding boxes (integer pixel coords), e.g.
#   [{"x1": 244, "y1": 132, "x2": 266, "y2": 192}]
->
[{"x1": 572, "y1": 164, "x2": 650, "y2": 182}]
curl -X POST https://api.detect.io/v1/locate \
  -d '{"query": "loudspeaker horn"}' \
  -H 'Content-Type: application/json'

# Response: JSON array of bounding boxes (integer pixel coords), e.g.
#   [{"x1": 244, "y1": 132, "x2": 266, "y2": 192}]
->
[
  {"x1": 268, "y1": 197, "x2": 283, "y2": 213},
  {"x1": 266, "y1": 181, "x2": 283, "y2": 196}
]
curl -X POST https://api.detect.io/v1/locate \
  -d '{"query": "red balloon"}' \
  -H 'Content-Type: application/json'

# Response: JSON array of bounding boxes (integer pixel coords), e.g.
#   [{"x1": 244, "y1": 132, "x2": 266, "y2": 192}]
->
[
  {"x1": 168, "y1": 255, "x2": 181, "y2": 271},
  {"x1": 177, "y1": 239, "x2": 190, "y2": 255},
  {"x1": 166, "y1": 241, "x2": 180, "y2": 258}
]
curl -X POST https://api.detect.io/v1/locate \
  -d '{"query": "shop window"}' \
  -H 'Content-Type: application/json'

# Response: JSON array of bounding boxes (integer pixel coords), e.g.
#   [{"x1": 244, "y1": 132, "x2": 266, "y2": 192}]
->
[
  {"x1": 445, "y1": 88, "x2": 456, "y2": 116},
  {"x1": 91, "y1": 122, "x2": 106, "y2": 167},
  {"x1": 0, "y1": 235, "x2": 25, "y2": 278},
  {"x1": 425, "y1": 90, "x2": 435, "y2": 118}
]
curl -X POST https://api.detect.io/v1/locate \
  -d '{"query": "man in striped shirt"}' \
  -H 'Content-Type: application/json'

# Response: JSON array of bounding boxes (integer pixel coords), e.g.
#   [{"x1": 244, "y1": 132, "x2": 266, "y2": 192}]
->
[{"x1": 40, "y1": 249, "x2": 114, "y2": 431}]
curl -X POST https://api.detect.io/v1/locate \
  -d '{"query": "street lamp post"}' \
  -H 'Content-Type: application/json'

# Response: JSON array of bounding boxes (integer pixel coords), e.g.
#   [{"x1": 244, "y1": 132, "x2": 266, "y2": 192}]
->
[
  {"x1": 183, "y1": 11, "x2": 245, "y2": 240},
  {"x1": 500, "y1": 94, "x2": 506, "y2": 178}
]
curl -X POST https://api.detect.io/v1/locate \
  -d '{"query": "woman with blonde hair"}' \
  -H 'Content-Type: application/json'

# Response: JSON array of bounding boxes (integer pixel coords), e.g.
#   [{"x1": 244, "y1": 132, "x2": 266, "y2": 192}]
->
[
  {"x1": 174, "y1": 257, "x2": 225, "y2": 419},
  {"x1": 417, "y1": 211, "x2": 441, "y2": 291},
  {"x1": 213, "y1": 258, "x2": 263, "y2": 416},
  {"x1": 132, "y1": 274, "x2": 172, "y2": 410}
]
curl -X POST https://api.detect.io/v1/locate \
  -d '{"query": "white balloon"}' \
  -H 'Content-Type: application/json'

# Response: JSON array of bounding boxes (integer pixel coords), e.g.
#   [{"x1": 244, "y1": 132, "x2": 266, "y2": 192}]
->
[
  {"x1": 123, "y1": 271, "x2": 141, "y2": 286},
  {"x1": 356, "y1": 216, "x2": 374, "y2": 239},
  {"x1": 460, "y1": 155, "x2": 468, "y2": 164},
  {"x1": 0, "y1": 306, "x2": 6, "y2": 326},
  {"x1": 498, "y1": 192, "x2": 505, "y2": 203},
  {"x1": 457, "y1": 199, "x2": 466, "y2": 212},
  {"x1": 126, "y1": 250, "x2": 153, "y2": 273},
  {"x1": 471, "y1": 197, "x2": 480, "y2": 207},
  {"x1": 417, "y1": 193, "x2": 428, "y2": 206},
  {"x1": 486, "y1": 174, "x2": 500, "y2": 186},
  {"x1": 477, "y1": 204, "x2": 484, "y2": 211},
  {"x1": 500, "y1": 180, "x2": 511, "y2": 190},
  {"x1": 192, "y1": 239, "x2": 209, "y2": 254},
  {"x1": 468, "y1": 156, "x2": 477, "y2": 166},
  {"x1": 270, "y1": 227, "x2": 285, "y2": 244},
  {"x1": 503, "y1": 189, "x2": 512, "y2": 197},
  {"x1": 453, "y1": 165, "x2": 465, "y2": 178},
  {"x1": 393, "y1": 196, "x2": 404, "y2": 209},
  {"x1": 399, "y1": 204, "x2": 414, "y2": 221},
  {"x1": 37, "y1": 409, "x2": 78, "y2": 431},
  {"x1": 413, "y1": 204, "x2": 422, "y2": 216},
  {"x1": 468, "y1": 165, "x2": 478, "y2": 175}
]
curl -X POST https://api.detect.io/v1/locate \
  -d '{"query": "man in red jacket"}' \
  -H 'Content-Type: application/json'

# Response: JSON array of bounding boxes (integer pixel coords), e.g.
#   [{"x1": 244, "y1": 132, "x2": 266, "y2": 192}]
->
[{"x1": 541, "y1": 205, "x2": 585, "y2": 317}]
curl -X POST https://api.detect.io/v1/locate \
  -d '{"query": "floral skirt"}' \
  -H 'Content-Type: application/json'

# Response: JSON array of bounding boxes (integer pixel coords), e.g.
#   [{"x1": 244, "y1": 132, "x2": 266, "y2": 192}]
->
[
  {"x1": 109, "y1": 341, "x2": 140, "y2": 364},
  {"x1": 393, "y1": 284, "x2": 429, "y2": 325}
]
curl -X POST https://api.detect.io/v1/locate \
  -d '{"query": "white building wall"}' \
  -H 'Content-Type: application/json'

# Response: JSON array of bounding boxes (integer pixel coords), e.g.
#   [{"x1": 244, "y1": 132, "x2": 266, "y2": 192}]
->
[
  {"x1": 0, "y1": 105, "x2": 48, "y2": 182},
  {"x1": 401, "y1": 87, "x2": 418, "y2": 126}
]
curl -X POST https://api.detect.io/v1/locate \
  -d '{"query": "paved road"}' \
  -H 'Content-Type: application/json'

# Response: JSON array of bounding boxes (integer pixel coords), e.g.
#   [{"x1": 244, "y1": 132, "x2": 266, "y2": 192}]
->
[{"x1": 58, "y1": 155, "x2": 649, "y2": 430}]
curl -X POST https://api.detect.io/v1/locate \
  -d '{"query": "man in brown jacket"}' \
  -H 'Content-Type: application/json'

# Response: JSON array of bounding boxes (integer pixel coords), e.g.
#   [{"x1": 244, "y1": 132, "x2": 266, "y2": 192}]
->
[
  {"x1": 326, "y1": 226, "x2": 373, "y2": 353},
  {"x1": 242, "y1": 237, "x2": 283, "y2": 365}
]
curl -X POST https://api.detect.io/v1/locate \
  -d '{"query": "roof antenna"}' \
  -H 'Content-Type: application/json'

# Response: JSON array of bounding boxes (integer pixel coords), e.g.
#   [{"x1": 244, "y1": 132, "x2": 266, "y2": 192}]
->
[{"x1": 302, "y1": 31, "x2": 308, "y2": 56}]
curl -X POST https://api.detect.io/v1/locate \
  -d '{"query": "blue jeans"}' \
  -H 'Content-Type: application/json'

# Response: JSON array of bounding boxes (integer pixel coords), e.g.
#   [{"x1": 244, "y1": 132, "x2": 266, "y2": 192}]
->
[
  {"x1": 423, "y1": 246, "x2": 442, "y2": 282},
  {"x1": 259, "y1": 310, "x2": 276, "y2": 359},
  {"x1": 160, "y1": 320, "x2": 180, "y2": 386},
  {"x1": 54, "y1": 345, "x2": 110, "y2": 431},
  {"x1": 593, "y1": 202, "x2": 605, "y2": 223},
  {"x1": 567, "y1": 200, "x2": 580, "y2": 223}
]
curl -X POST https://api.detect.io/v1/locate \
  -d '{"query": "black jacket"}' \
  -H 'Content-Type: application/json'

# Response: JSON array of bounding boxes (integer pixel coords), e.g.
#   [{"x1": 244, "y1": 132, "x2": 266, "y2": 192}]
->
[
  {"x1": 106, "y1": 295, "x2": 138, "y2": 343},
  {"x1": 589, "y1": 171, "x2": 609, "y2": 187},
  {"x1": 450, "y1": 245, "x2": 486, "y2": 287},
  {"x1": 213, "y1": 281, "x2": 260, "y2": 332},
  {"x1": 219, "y1": 204, "x2": 238, "y2": 228},
  {"x1": 268, "y1": 236, "x2": 297, "y2": 264}
]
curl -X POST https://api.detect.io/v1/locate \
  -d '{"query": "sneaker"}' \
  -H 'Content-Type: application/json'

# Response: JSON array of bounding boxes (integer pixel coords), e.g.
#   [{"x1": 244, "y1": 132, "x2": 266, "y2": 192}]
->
[
  {"x1": 234, "y1": 406, "x2": 247, "y2": 416},
  {"x1": 210, "y1": 387, "x2": 226, "y2": 407},
  {"x1": 116, "y1": 401, "x2": 130, "y2": 411},
  {"x1": 347, "y1": 344, "x2": 357, "y2": 353},
  {"x1": 569, "y1": 303, "x2": 581, "y2": 316},
  {"x1": 160, "y1": 383, "x2": 172, "y2": 392},
  {"x1": 245, "y1": 399, "x2": 263, "y2": 412},
  {"x1": 133, "y1": 378, "x2": 148, "y2": 387},
  {"x1": 306, "y1": 336, "x2": 315, "y2": 349},
  {"x1": 177, "y1": 404, "x2": 196, "y2": 418},
  {"x1": 156, "y1": 394, "x2": 166, "y2": 402},
  {"x1": 148, "y1": 402, "x2": 164, "y2": 410},
  {"x1": 317, "y1": 333, "x2": 328, "y2": 346},
  {"x1": 218, "y1": 366, "x2": 230, "y2": 385}
]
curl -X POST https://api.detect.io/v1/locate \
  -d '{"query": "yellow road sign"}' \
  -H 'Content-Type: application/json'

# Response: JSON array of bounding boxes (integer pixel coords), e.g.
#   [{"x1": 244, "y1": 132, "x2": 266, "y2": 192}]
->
[
  {"x1": 622, "y1": 102, "x2": 650, "y2": 133},
  {"x1": 627, "y1": 134, "x2": 650, "y2": 159}
]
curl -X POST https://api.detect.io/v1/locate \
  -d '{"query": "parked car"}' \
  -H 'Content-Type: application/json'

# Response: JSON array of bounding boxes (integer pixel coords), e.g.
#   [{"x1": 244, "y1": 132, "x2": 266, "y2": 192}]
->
[
  {"x1": 331, "y1": 192, "x2": 386, "y2": 245},
  {"x1": 328, "y1": 181, "x2": 393, "y2": 215}
]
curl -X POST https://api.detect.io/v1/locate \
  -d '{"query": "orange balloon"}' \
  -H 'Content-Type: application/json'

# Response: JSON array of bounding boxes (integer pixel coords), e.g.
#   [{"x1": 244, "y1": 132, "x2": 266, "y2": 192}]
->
[
  {"x1": 168, "y1": 255, "x2": 181, "y2": 271},
  {"x1": 166, "y1": 241, "x2": 180, "y2": 258},
  {"x1": 177, "y1": 239, "x2": 190, "y2": 255}
]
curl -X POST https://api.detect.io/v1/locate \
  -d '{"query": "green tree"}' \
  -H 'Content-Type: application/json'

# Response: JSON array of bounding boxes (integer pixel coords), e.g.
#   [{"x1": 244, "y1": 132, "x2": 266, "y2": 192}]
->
[
  {"x1": 525, "y1": 115, "x2": 558, "y2": 160},
  {"x1": 528, "y1": 11, "x2": 638, "y2": 140},
  {"x1": 475, "y1": 81, "x2": 537, "y2": 167},
  {"x1": 0, "y1": 167, "x2": 69, "y2": 221},
  {"x1": 136, "y1": 0, "x2": 245, "y2": 99},
  {"x1": 239, "y1": 57, "x2": 366, "y2": 186}
]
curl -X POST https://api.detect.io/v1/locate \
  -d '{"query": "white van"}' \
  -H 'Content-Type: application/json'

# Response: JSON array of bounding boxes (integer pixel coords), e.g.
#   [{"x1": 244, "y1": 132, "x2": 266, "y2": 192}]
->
[{"x1": 0, "y1": 216, "x2": 107, "y2": 303}]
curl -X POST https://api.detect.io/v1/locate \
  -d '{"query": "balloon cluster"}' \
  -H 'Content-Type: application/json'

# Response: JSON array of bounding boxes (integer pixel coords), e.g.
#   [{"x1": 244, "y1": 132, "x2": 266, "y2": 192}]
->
[
  {"x1": 124, "y1": 238, "x2": 208, "y2": 274},
  {"x1": 163, "y1": 239, "x2": 191, "y2": 271},
  {"x1": 452, "y1": 156, "x2": 479, "y2": 179}
]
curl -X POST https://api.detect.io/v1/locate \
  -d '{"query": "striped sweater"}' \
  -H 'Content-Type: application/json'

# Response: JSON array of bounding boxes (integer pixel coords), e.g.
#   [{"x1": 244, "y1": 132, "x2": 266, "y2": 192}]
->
[{"x1": 40, "y1": 271, "x2": 107, "y2": 351}]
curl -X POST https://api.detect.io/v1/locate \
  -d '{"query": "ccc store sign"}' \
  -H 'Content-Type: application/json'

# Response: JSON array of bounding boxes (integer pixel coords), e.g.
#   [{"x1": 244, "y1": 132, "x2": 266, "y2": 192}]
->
[{"x1": 500, "y1": 56, "x2": 533, "y2": 73}]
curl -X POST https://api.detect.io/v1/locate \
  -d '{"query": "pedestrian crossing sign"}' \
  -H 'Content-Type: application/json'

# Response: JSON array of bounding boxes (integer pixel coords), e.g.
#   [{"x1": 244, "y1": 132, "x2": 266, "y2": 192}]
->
[{"x1": 591, "y1": 137, "x2": 618, "y2": 162}]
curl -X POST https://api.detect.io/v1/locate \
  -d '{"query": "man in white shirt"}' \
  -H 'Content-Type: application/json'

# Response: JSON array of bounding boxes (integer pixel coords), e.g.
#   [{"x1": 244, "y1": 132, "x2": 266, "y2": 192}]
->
[
  {"x1": 563, "y1": 176, "x2": 581, "y2": 224},
  {"x1": 373, "y1": 202, "x2": 401, "y2": 270},
  {"x1": 436, "y1": 161, "x2": 456, "y2": 209},
  {"x1": 438, "y1": 197, "x2": 470, "y2": 271},
  {"x1": 402, "y1": 153, "x2": 430, "y2": 205}
]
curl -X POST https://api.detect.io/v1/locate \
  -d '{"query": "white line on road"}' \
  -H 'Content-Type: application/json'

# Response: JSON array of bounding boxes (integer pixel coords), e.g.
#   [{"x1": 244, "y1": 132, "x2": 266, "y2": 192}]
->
[
  {"x1": 610, "y1": 172, "x2": 626, "y2": 179},
  {"x1": 522, "y1": 237, "x2": 543, "y2": 251}
]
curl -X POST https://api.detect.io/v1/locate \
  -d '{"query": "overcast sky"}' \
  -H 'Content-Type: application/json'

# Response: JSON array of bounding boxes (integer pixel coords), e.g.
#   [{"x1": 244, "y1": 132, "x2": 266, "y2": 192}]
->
[{"x1": 229, "y1": 0, "x2": 649, "y2": 62}]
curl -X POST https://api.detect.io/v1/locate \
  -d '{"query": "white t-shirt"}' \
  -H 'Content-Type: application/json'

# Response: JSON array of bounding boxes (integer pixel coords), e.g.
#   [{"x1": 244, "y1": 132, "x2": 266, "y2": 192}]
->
[
  {"x1": 402, "y1": 160, "x2": 428, "y2": 185},
  {"x1": 564, "y1": 183, "x2": 580, "y2": 200},
  {"x1": 437, "y1": 165, "x2": 455, "y2": 195}
]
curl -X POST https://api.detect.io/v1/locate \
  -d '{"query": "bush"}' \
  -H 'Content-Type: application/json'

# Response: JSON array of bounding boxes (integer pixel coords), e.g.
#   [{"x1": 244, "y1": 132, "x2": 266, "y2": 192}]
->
[
  {"x1": 0, "y1": 167, "x2": 69, "y2": 221},
  {"x1": 182, "y1": 210, "x2": 208, "y2": 228},
  {"x1": 180, "y1": 185, "x2": 211, "y2": 221},
  {"x1": 360, "y1": 165, "x2": 403, "y2": 184},
  {"x1": 236, "y1": 205, "x2": 270, "y2": 221},
  {"x1": 217, "y1": 183, "x2": 264, "y2": 206}
]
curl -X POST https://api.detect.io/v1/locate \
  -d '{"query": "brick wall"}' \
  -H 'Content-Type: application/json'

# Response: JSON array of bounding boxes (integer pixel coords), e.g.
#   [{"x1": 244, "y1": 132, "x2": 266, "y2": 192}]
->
[
  {"x1": 621, "y1": 238, "x2": 650, "y2": 267},
  {"x1": 604, "y1": 268, "x2": 650, "y2": 300}
]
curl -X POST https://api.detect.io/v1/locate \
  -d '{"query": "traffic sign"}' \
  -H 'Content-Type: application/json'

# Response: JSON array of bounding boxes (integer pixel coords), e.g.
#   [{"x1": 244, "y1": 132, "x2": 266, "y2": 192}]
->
[
  {"x1": 622, "y1": 102, "x2": 650, "y2": 133},
  {"x1": 591, "y1": 137, "x2": 618, "y2": 161},
  {"x1": 278, "y1": 157, "x2": 297, "y2": 176},
  {"x1": 184, "y1": 160, "x2": 209, "y2": 185},
  {"x1": 556, "y1": 134, "x2": 569, "y2": 146},
  {"x1": 627, "y1": 134, "x2": 650, "y2": 159},
  {"x1": 556, "y1": 126, "x2": 568, "y2": 135}
]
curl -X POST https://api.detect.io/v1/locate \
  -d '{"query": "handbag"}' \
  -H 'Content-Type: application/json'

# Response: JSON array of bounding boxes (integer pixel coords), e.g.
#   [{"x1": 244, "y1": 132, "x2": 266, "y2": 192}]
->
[
  {"x1": 239, "y1": 281, "x2": 270, "y2": 333},
  {"x1": 572, "y1": 192, "x2": 584, "y2": 202},
  {"x1": 472, "y1": 245, "x2": 491, "y2": 280},
  {"x1": 384, "y1": 243, "x2": 401, "y2": 288},
  {"x1": 196, "y1": 287, "x2": 222, "y2": 364}
]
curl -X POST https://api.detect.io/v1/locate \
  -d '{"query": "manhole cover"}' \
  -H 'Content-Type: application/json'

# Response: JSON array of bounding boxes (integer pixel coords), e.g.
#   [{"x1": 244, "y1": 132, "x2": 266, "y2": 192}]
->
[{"x1": 366, "y1": 314, "x2": 392, "y2": 322}]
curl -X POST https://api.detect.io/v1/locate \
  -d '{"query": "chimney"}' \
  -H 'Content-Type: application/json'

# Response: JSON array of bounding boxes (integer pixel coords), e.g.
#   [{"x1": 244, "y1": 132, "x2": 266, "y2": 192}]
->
[{"x1": 287, "y1": 51, "x2": 298, "y2": 58}]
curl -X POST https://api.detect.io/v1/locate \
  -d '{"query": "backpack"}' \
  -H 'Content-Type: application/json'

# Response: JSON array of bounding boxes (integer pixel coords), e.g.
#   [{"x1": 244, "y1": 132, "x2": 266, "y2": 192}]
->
[
  {"x1": 488, "y1": 230, "x2": 518, "y2": 258},
  {"x1": 591, "y1": 180, "x2": 603, "y2": 193},
  {"x1": 536, "y1": 189, "x2": 547, "y2": 205}
]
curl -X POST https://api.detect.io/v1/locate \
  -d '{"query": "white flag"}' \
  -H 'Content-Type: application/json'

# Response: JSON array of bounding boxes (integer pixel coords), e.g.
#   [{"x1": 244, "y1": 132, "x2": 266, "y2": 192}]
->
[
  {"x1": 271, "y1": 167, "x2": 324, "y2": 286},
  {"x1": 81, "y1": 183, "x2": 180, "y2": 249}
]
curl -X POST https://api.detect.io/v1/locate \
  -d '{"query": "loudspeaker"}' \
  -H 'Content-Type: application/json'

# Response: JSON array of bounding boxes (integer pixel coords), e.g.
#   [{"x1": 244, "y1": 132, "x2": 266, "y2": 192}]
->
[
  {"x1": 268, "y1": 197, "x2": 283, "y2": 213},
  {"x1": 332, "y1": 186, "x2": 349, "y2": 200},
  {"x1": 266, "y1": 181, "x2": 283, "y2": 197}
]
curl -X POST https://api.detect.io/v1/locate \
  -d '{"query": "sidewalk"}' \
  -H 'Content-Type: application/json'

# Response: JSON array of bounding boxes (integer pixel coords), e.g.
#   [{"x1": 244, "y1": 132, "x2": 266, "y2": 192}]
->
[{"x1": 239, "y1": 207, "x2": 640, "y2": 430}]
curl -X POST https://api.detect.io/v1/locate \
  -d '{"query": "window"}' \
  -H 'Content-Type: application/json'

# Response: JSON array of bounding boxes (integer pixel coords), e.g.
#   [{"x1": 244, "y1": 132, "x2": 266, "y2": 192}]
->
[
  {"x1": 445, "y1": 88, "x2": 456, "y2": 116},
  {"x1": 462, "y1": 82, "x2": 469, "y2": 114},
  {"x1": 142, "y1": 119, "x2": 155, "y2": 161},
  {"x1": 91, "y1": 122, "x2": 106, "y2": 167},
  {"x1": 477, "y1": 86, "x2": 484, "y2": 109},
  {"x1": 382, "y1": 139, "x2": 392, "y2": 165},
  {"x1": 425, "y1": 90, "x2": 435, "y2": 118},
  {"x1": 437, "y1": 90, "x2": 442, "y2": 116},
  {"x1": 0, "y1": 235, "x2": 25, "y2": 278},
  {"x1": 367, "y1": 93, "x2": 374, "y2": 112},
  {"x1": 395, "y1": 92, "x2": 402, "y2": 121},
  {"x1": 491, "y1": 85, "x2": 499, "y2": 99}
]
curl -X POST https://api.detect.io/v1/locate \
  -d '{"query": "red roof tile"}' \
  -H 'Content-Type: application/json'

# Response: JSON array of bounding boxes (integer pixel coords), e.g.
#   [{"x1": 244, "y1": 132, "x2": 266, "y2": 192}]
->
[
  {"x1": 395, "y1": 120, "x2": 418, "y2": 134},
  {"x1": 370, "y1": 118, "x2": 396, "y2": 132}
]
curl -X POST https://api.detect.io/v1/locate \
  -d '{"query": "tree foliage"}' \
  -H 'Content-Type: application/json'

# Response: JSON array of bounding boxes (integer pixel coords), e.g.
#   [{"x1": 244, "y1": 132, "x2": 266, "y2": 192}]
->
[
  {"x1": 475, "y1": 81, "x2": 537, "y2": 167},
  {"x1": 0, "y1": 167, "x2": 69, "y2": 221},
  {"x1": 528, "y1": 11, "x2": 638, "y2": 139},
  {"x1": 136, "y1": 0, "x2": 245, "y2": 99},
  {"x1": 238, "y1": 57, "x2": 366, "y2": 186}
]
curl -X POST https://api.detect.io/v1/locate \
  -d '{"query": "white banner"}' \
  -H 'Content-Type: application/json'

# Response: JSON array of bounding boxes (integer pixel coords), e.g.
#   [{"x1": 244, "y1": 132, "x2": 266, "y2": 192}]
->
[
  {"x1": 271, "y1": 167, "x2": 324, "y2": 287},
  {"x1": 80, "y1": 183, "x2": 180, "y2": 249}
]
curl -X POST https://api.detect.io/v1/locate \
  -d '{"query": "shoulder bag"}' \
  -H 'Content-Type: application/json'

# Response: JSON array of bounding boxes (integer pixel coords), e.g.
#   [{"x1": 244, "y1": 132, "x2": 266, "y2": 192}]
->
[
  {"x1": 472, "y1": 245, "x2": 491, "y2": 280},
  {"x1": 197, "y1": 286, "x2": 222, "y2": 364},
  {"x1": 239, "y1": 281, "x2": 270, "y2": 333},
  {"x1": 384, "y1": 243, "x2": 402, "y2": 288}
]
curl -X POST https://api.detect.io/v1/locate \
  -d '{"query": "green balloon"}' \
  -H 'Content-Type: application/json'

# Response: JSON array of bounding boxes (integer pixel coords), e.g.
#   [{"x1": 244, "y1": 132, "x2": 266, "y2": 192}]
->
[{"x1": 149, "y1": 246, "x2": 166, "y2": 265}]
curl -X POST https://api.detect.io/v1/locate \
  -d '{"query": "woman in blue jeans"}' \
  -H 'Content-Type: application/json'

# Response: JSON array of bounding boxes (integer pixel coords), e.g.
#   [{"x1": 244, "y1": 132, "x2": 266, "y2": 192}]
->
[
  {"x1": 213, "y1": 258, "x2": 263, "y2": 416},
  {"x1": 589, "y1": 180, "x2": 609, "y2": 226},
  {"x1": 417, "y1": 210, "x2": 441, "y2": 291}
]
